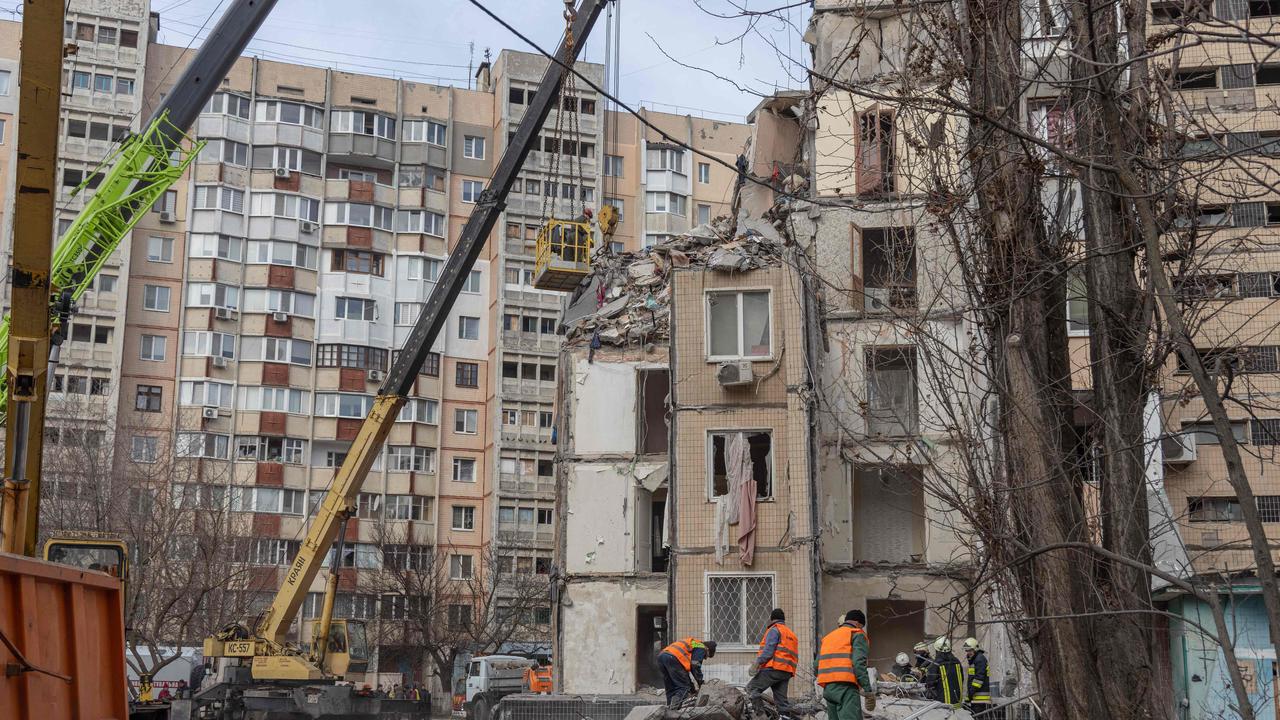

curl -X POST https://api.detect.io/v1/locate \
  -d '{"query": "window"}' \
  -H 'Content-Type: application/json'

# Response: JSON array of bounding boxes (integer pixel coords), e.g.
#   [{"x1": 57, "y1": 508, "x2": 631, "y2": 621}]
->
[
  {"x1": 458, "y1": 316, "x2": 480, "y2": 340},
  {"x1": 1188, "y1": 497, "x2": 1244, "y2": 522},
  {"x1": 186, "y1": 282, "x2": 239, "y2": 310},
  {"x1": 323, "y1": 202, "x2": 393, "y2": 230},
  {"x1": 603, "y1": 154, "x2": 624, "y2": 177},
  {"x1": 176, "y1": 432, "x2": 231, "y2": 460},
  {"x1": 140, "y1": 335, "x2": 167, "y2": 362},
  {"x1": 115, "y1": 78, "x2": 135, "y2": 95},
  {"x1": 647, "y1": 147, "x2": 685, "y2": 173},
  {"x1": 1259, "y1": 65, "x2": 1280, "y2": 86},
  {"x1": 190, "y1": 234, "x2": 242, "y2": 261},
  {"x1": 857, "y1": 110, "x2": 895, "y2": 195},
  {"x1": 203, "y1": 92, "x2": 251, "y2": 118},
  {"x1": 256, "y1": 100, "x2": 323, "y2": 128},
  {"x1": 452, "y1": 506, "x2": 476, "y2": 530},
  {"x1": 867, "y1": 347, "x2": 918, "y2": 436},
  {"x1": 463, "y1": 270, "x2": 482, "y2": 293},
  {"x1": 329, "y1": 110, "x2": 396, "y2": 138},
  {"x1": 860, "y1": 227, "x2": 917, "y2": 309},
  {"x1": 450, "y1": 554, "x2": 474, "y2": 580},
  {"x1": 537, "y1": 508, "x2": 553, "y2": 525},
  {"x1": 463, "y1": 135, "x2": 486, "y2": 159},
  {"x1": 1181, "y1": 421, "x2": 1249, "y2": 446},
  {"x1": 698, "y1": 162, "x2": 711, "y2": 184},
  {"x1": 405, "y1": 256, "x2": 443, "y2": 282},
  {"x1": 425, "y1": 121, "x2": 447, "y2": 146},
  {"x1": 193, "y1": 185, "x2": 245, "y2": 213},
  {"x1": 385, "y1": 496, "x2": 431, "y2": 522},
  {"x1": 394, "y1": 303, "x2": 422, "y2": 327},
  {"x1": 241, "y1": 337, "x2": 312, "y2": 365},
  {"x1": 448, "y1": 604, "x2": 472, "y2": 630},
  {"x1": 335, "y1": 297, "x2": 376, "y2": 321},
  {"x1": 246, "y1": 240, "x2": 316, "y2": 269},
  {"x1": 456, "y1": 362, "x2": 479, "y2": 388},
  {"x1": 604, "y1": 196, "x2": 625, "y2": 221},
  {"x1": 1067, "y1": 270, "x2": 1089, "y2": 335},
  {"x1": 638, "y1": 369, "x2": 671, "y2": 454},
  {"x1": 71, "y1": 70, "x2": 91, "y2": 90},
  {"x1": 315, "y1": 393, "x2": 374, "y2": 418},
  {"x1": 646, "y1": 191, "x2": 687, "y2": 216},
  {"x1": 331, "y1": 249, "x2": 385, "y2": 276},
  {"x1": 236, "y1": 438, "x2": 306, "y2": 465},
  {"x1": 707, "y1": 575, "x2": 774, "y2": 647},
  {"x1": 455, "y1": 409, "x2": 479, "y2": 434},
  {"x1": 143, "y1": 285, "x2": 170, "y2": 312},
  {"x1": 423, "y1": 352, "x2": 441, "y2": 376},
  {"x1": 708, "y1": 431, "x2": 773, "y2": 499},
  {"x1": 1021, "y1": 0, "x2": 1068, "y2": 36},
  {"x1": 96, "y1": 26, "x2": 117, "y2": 44},
  {"x1": 1174, "y1": 68, "x2": 1218, "y2": 90},
  {"x1": 0, "y1": 70, "x2": 10, "y2": 96},
  {"x1": 198, "y1": 139, "x2": 249, "y2": 166},
  {"x1": 131, "y1": 436, "x2": 158, "y2": 463},
  {"x1": 154, "y1": 190, "x2": 177, "y2": 216},
  {"x1": 697, "y1": 203, "x2": 712, "y2": 226},
  {"x1": 135, "y1": 385, "x2": 163, "y2": 412},
  {"x1": 179, "y1": 380, "x2": 234, "y2": 408},
  {"x1": 249, "y1": 193, "x2": 321, "y2": 222},
  {"x1": 707, "y1": 290, "x2": 771, "y2": 359},
  {"x1": 397, "y1": 398, "x2": 440, "y2": 424},
  {"x1": 453, "y1": 457, "x2": 477, "y2": 482},
  {"x1": 462, "y1": 180, "x2": 484, "y2": 203},
  {"x1": 389, "y1": 446, "x2": 435, "y2": 472},
  {"x1": 93, "y1": 74, "x2": 113, "y2": 93},
  {"x1": 148, "y1": 236, "x2": 174, "y2": 263},
  {"x1": 315, "y1": 344, "x2": 386, "y2": 370},
  {"x1": 239, "y1": 387, "x2": 308, "y2": 414}
]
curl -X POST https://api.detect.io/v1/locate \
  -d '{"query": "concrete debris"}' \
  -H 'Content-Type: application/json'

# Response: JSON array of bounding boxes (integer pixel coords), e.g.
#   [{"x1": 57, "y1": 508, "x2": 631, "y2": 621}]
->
[
  {"x1": 564, "y1": 218, "x2": 784, "y2": 348},
  {"x1": 622, "y1": 706, "x2": 667, "y2": 720}
]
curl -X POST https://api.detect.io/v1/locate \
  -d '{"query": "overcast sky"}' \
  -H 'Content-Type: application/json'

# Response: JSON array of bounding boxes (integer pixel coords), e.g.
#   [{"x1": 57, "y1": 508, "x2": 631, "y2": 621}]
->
[{"x1": 150, "y1": 0, "x2": 810, "y2": 122}]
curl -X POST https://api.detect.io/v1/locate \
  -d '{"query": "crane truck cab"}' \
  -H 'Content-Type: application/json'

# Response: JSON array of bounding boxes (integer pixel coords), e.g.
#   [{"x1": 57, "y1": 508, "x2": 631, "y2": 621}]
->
[{"x1": 464, "y1": 655, "x2": 540, "y2": 720}]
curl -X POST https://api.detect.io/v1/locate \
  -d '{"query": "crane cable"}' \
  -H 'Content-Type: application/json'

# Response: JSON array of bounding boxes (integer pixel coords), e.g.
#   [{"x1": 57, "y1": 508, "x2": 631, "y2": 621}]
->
[{"x1": 539, "y1": 0, "x2": 586, "y2": 227}]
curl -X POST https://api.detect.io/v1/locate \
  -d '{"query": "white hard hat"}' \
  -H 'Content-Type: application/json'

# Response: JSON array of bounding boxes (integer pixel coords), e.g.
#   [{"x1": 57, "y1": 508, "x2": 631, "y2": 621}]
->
[
  {"x1": 896, "y1": 652, "x2": 911, "y2": 666},
  {"x1": 963, "y1": 637, "x2": 980, "y2": 651},
  {"x1": 933, "y1": 636, "x2": 951, "y2": 653},
  {"x1": 913, "y1": 641, "x2": 929, "y2": 653}
]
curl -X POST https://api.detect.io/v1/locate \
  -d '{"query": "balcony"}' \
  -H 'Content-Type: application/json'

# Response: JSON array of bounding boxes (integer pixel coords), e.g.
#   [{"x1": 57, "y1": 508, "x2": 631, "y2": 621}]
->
[
  {"x1": 500, "y1": 428, "x2": 554, "y2": 449},
  {"x1": 499, "y1": 331, "x2": 562, "y2": 354},
  {"x1": 499, "y1": 378, "x2": 555, "y2": 401},
  {"x1": 497, "y1": 473, "x2": 555, "y2": 497}
]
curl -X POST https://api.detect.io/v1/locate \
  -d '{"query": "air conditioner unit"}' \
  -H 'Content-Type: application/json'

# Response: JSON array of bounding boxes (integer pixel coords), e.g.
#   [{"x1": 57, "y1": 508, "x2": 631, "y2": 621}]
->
[
  {"x1": 1162, "y1": 432, "x2": 1197, "y2": 464},
  {"x1": 273, "y1": 167, "x2": 292, "y2": 178},
  {"x1": 201, "y1": 407, "x2": 219, "y2": 420},
  {"x1": 159, "y1": 210, "x2": 176, "y2": 223},
  {"x1": 211, "y1": 356, "x2": 228, "y2": 368},
  {"x1": 299, "y1": 220, "x2": 318, "y2": 233},
  {"x1": 215, "y1": 307, "x2": 232, "y2": 320},
  {"x1": 272, "y1": 312, "x2": 290, "y2": 323},
  {"x1": 716, "y1": 360, "x2": 754, "y2": 387},
  {"x1": 367, "y1": 369, "x2": 385, "y2": 382}
]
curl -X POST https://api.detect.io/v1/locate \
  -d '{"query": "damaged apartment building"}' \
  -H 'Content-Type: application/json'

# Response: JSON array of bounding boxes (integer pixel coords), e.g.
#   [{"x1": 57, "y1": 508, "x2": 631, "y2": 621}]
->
[{"x1": 552, "y1": 1, "x2": 989, "y2": 694}]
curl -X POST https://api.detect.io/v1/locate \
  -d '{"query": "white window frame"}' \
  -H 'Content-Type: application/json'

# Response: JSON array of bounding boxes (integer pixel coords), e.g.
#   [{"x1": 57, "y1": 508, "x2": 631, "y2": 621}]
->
[
  {"x1": 452, "y1": 457, "x2": 477, "y2": 482},
  {"x1": 698, "y1": 162, "x2": 711, "y2": 184},
  {"x1": 704, "y1": 288, "x2": 773, "y2": 361},
  {"x1": 462, "y1": 180, "x2": 484, "y2": 204},
  {"x1": 451, "y1": 505, "x2": 476, "y2": 531},
  {"x1": 454, "y1": 408, "x2": 479, "y2": 435},
  {"x1": 143, "y1": 284, "x2": 171, "y2": 312},
  {"x1": 703, "y1": 572, "x2": 778, "y2": 649},
  {"x1": 463, "y1": 135, "x2": 486, "y2": 159},
  {"x1": 140, "y1": 334, "x2": 167, "y2": 362},
  {"x1": 148, "y1": 236, "x2": 174, "y2": 263}
]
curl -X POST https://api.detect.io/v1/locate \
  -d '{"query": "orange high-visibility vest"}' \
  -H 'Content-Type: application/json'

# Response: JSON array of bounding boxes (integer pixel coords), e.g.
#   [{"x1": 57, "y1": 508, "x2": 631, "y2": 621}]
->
[
  {"x1": 661, "y1": 638, "x2": 703, "y2": 671},
  {"x1": 525, "y1": 666, "x2": 553, "y2": 693},
  {"x1": 759, "y1": 622, "x2": 799, "y2": 675},
  {"x1": 816, "y1": 625, "x2": 869, "y2": 687}
]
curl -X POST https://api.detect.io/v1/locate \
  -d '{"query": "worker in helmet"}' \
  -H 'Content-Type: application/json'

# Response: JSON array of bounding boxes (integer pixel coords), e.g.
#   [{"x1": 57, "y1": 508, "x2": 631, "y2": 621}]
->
[
  {"x1": 551, "y1": 208, "x2": 593, "y2": 264},
  {"x1": 747, "y1": 608, "x2": 797, "y2": 718},
  {"x1": 911, "y1": 641, "x2": 932, "y2": 681},
  {"x1": 963, "y1": 637, "x2": 991, "y2": 714},
  {"x1": 890, "y1": 652, "x2": 914, "y2": 680},
  {"x1": 924, "y1": 636, "x2": 966, "y2": 708},
  {"x1": 658, "y1": 637, "x2": 716, "y2": 706}
]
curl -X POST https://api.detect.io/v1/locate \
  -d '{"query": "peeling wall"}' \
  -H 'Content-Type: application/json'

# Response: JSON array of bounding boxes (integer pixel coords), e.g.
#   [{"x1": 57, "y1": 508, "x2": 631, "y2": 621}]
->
[
  {"x1": 571, "y1": 360, "x2": 638, "y2": 455},
  {"x1": 560, "y1": 578, "x2": 668, "y2": 694}
]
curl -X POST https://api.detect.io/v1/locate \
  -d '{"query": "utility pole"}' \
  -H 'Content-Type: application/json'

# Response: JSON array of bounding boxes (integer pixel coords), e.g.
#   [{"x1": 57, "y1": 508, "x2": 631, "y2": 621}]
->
[{"x1": 1, "y1": 0, "x2": 66, "y2": 555}]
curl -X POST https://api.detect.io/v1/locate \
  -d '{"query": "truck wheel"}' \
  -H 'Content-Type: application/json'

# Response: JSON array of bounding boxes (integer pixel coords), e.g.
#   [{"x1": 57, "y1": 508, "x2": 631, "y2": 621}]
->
[{"x1": 474, "y1": 697, "x2": 491, "y2": 720}]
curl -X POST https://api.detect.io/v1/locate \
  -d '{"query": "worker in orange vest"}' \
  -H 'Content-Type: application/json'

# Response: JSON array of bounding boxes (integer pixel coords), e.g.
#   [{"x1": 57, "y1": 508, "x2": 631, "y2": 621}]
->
[
  {"x1": 524, "y1": 663, "x2": 553, "y2": 693},
  {"x1": 657, "y1": 637, "x2": 717, "y2": 706},
  {"x1": 816, "y1": 610, "x2": 872, "y2": 720},
  {"x1": 747, "y1": 608, "x2": 798, "y2": 718}
]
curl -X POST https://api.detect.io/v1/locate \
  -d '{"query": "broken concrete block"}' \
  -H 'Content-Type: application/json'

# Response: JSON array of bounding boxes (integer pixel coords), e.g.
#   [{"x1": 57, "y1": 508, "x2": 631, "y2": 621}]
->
[
  {"x1": 622, "y1": 706, "x2": 666, "y2": 720},
  {"x1": 596, "y1": 295, "x2": 630, "y2": 319},
  {"x1": 707, "y1": 248, "x2": 750, "y2": 272},
  {"x1": 629, "y1": 261, "x2": 658, "y2": 280},
  {"x1": 693, "y1": 680, "x2": 746, "y2": 720}
]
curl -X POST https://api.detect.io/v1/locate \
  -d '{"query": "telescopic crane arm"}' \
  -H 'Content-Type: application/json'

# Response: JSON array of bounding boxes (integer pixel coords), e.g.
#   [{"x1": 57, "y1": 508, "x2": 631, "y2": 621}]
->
[{"x1": 249, "y1": 0, "x2": 610, "y2": 652}]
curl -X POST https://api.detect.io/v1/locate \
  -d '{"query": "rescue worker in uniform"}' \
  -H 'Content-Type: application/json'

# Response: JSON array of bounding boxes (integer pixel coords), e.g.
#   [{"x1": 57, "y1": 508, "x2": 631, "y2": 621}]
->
[
  {"x1": 816, "y1": 610, "x2": 873, "y2": 720},
  {"x1": 925, "y1": 636, "x2": 966, "y2": 708},
  {"x1": 911, "y1": 641, "x2": 932, "y2": 681},
  {"x1": 890, "y1": 652, "x2": 914, "y2": 679},
  {"x1": 963, "y1": 637, "x2": 991, "y2": 715},
  {"x1": 747, "y1": 608, "x2": 797, "y2": 718},
  {"x1": 658, "y1": 636, "x2": 717, "y2": 706}
]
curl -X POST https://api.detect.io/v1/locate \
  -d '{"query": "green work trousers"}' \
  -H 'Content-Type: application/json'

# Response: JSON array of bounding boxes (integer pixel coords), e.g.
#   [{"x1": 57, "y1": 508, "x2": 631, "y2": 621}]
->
[{"x1": 822, "y1": 682, "x2": 863, "y2": 720}]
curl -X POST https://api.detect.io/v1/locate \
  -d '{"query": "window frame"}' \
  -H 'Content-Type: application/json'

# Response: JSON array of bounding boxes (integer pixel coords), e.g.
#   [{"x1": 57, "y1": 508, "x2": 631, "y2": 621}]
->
[
  {"x1": 702, "y1": 572, "x2": 778, "y2": 649},
  {"x1": 706, "y1": 429, "x2": 775, "y2": 501},
  {"x1": 704, "y1": 288, "x2": 774, "y2": 361}
]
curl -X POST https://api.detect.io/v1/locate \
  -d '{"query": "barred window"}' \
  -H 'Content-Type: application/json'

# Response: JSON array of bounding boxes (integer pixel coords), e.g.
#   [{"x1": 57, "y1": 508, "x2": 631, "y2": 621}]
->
[
  {"x1": 707, "y1": 574, "x2": 774, "y2": 647},
  {"x1": 1251, "y1": 419, "x2": 1280, "y2": 445}
]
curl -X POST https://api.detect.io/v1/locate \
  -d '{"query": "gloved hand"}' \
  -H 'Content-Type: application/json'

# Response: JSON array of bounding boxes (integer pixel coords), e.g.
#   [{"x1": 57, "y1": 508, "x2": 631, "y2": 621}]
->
[{"x1": 862, "y1": 692, "x2": 876, "y2": 712}]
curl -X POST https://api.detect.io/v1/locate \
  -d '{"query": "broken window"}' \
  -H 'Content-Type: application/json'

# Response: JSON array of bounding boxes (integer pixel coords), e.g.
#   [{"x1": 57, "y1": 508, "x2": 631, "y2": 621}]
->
[
  {"x1": 707, "y1": 290, "x2": 771, "y2": 359},
  {"x1": 856, "y1": 109, "x2": 895, "y2": 196},
  {"x1": 707, "y1": 574, "x2": 773, "y2": 647},
  {"x1": 853, "y1": 467, "x2": 925, "y2": 563},
  {"x1": 866, "y1": 348, "x2": 918, "y2": 436},
  {"x1": 709, "y1": 431, "x2": 772, "y2": 499},
  {"x1": 861, "y1": 227, "x2": 916, "y2": 309},
  {"x1": 1188, "y1": 496, "x2": 1243, "y2": 522},
  {"x1": 637, "y1": 369, "x2": 670, "y2": 455}
]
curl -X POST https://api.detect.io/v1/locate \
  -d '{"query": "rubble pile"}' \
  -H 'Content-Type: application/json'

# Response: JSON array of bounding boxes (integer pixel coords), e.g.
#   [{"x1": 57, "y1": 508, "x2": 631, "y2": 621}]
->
[{"x1": 562, "y1": 218, "x2": 785, "y2": 348}]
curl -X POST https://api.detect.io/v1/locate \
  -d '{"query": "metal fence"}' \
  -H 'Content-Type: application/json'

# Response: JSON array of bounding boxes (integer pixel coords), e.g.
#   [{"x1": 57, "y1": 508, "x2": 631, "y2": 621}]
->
[{"x1": 498, "y1": 694, "x2": 660, "y2": 720}]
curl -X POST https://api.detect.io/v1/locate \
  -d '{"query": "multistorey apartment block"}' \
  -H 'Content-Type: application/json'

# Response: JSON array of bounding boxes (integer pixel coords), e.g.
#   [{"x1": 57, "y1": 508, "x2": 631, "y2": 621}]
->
[{"x1": 0, "y1": 0, "x2": 750, "y2": 685}]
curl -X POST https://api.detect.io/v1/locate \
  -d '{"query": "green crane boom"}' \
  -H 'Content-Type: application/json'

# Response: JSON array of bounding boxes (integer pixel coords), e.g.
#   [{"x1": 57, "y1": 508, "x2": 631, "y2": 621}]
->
[{"x1": 0, "y1": 113, "x2": 204, "y2": 421}]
